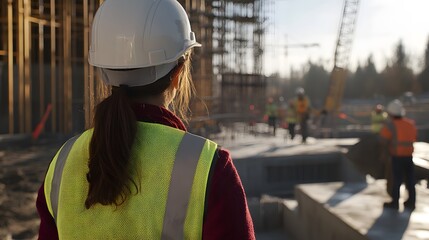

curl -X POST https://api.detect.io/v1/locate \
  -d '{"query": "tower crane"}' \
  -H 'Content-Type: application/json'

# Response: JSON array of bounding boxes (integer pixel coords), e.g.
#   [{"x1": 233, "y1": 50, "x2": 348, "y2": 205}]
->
[
  {"x1": 320, "y1": 0, "x2": 360, "y2": 135},
  {"x1": 284, "y1": 43, "x2": 320, "y2": 58},
  {"x1": 323, "y1": 0, "x2": 360, "y2": 114}
]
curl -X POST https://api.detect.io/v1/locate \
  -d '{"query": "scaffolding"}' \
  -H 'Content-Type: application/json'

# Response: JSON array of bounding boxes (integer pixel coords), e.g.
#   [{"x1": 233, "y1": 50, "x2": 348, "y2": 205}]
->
[
  {"x1": 0, "y1": 0, "x2": 268, "y2": 135},
  {"x1": 178, "y1": 0, "x2": 215, "y2": 117},
  {"x1": 211, "y1": 0, "x2": 269, "y2": 119},
  {"x1": 0, "y1": 0, "x2": 107, "y2": 135}
]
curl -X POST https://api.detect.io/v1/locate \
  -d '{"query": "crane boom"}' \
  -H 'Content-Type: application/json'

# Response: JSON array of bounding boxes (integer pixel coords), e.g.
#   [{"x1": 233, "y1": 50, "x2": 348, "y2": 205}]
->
[{"x1": 324, "y1": 0, "x2": 360, "y2": 113}]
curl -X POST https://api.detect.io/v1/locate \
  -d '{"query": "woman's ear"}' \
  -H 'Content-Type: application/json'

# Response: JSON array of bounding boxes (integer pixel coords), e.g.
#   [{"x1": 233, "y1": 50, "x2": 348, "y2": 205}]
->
[{"x1": 171, "y1": 62, "x2": 185, "y2": 89}]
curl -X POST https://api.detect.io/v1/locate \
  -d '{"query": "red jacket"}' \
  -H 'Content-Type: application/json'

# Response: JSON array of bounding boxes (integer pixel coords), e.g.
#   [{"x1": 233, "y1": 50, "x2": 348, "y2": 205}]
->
[{"x1": 36, "y1": 103, "x2": 255, "y2": 240}]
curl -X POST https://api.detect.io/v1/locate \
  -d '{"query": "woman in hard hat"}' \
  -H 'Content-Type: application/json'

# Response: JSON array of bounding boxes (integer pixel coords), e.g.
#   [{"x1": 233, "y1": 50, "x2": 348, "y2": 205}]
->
[{"x1": 36, "y1": 0, "x2": 255, "y2": 239}]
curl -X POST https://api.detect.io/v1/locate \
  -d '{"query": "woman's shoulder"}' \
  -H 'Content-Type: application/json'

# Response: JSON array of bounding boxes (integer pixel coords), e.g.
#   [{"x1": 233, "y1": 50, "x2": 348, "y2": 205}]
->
[
  {"x1": 211, "y1": 147, "x2": 241, "y2": 183},
  {"x1": 214, "y1": 147, "x2": 233, "y2": 168}
]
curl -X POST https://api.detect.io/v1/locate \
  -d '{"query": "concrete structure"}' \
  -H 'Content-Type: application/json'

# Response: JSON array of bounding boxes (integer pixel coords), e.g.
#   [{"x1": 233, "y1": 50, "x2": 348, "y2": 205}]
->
[
  {"x1": 215, "y1": 128, "x2": 429, "y2": 240},
  {"x1": 272, "y1": 181, "x2": 429, "y2": 240}
]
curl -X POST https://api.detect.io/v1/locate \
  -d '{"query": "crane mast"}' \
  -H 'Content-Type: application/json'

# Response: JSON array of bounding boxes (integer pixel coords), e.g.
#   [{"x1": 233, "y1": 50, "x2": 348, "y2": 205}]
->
[{"x1": 324, "y1": 0, "x2": 360, "y2": 113}]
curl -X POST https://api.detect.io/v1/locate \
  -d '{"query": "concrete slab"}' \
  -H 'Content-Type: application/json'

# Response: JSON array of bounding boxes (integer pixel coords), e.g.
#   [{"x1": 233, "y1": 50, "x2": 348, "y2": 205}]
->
[
  {"x1": 296, "y1": 181, "x2": 429, "y2": 240},
  {"x1": 214, "y1": 128, "x2": 365, "y2": 197},
  {"x1": 256, "y1": 230, "x2": 290, "y2": 240},
  {"x1": 213, "y1": 127, "x2": 358, "y2": 160}
]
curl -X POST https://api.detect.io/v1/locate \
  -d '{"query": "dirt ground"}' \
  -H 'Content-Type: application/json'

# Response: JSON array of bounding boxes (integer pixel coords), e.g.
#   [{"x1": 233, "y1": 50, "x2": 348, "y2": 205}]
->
[{"x1": 0, "y1": 139, "x2": 62, "y2": 240}]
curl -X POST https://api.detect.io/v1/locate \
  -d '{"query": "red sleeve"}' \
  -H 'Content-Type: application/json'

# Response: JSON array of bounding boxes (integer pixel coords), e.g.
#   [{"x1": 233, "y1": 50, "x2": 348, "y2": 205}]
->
[
  {"x1": 202, "y1": 148, "x2": 255, "y2": 240},
  {"x1": 36, "y1": 182, "x2": 59, "y2": 240}
]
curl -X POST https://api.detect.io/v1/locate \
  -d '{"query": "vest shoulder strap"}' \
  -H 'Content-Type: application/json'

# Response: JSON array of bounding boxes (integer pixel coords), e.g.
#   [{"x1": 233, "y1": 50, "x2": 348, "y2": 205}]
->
[
  {"x1": 161, "y1": 132, "x2": 208, "y2": 239},
  {"x1": 50, "y1": 134, "x2": 81, "y2": 222}
]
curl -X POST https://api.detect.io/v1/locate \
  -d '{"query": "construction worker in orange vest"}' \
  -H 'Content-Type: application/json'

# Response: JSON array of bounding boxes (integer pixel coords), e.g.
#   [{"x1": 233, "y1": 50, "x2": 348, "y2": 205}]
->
[
  {"x1": 294, "y1": 88, "x2": 311, "y2": 143},
  {"x1": 380, "y1": 99, "x2": 417, "y2": 210}
]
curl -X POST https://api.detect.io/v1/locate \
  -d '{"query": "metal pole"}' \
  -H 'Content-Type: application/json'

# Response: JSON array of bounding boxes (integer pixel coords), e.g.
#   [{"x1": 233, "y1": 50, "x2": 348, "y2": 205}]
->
[
  {"x1": 63, "y1": 0, "x2": 72, "y2": 133},
  {"x1": 88, "y1": 0, "x2": 95, "y2": 128},
  {"x1": 7, "y1": 0, "x2": 14, "y2": 134},
  {"x1": 50, "y1": 0, "x2": 57, "y2": 132},
  {"x1": 39, "y1": 0, "x2": 45, "y2": 121},
  {"x1": 18, "y1": 0, "x2": 25, "y2": 133},
  {"x1": 24, "y1": 0, "x2": 32, "y2": 133},
  {"x1": 83, "y1": 0, "x2": 90, "y2": 128}
]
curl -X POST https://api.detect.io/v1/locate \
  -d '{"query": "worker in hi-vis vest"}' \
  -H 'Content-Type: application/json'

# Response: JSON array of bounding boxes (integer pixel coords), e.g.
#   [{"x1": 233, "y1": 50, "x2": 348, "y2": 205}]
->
[
  {"x1": 36, "y1": 1, "x2": 255, "y2": 239},
  {"x1": 286, "y1": 100, "x2": 297, "y2": 140},
  {"x1": 380, "y1": 99, "x2": 417, "y2": 211},
  {"x1": 371, "y1": 104, "x2": 388, "y2": 133},
  {"x1": 265, "y1": 97, "x2": 278, "y2": 136},
  {"x1": 294, "y1": 88, "x2": 311, "y2": 143}
]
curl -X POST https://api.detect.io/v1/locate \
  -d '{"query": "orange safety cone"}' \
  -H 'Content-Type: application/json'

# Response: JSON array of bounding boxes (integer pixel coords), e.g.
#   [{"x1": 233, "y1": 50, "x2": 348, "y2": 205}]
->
[{"x1": 32, "y1": 103, "x2": 53, "y2": 140}]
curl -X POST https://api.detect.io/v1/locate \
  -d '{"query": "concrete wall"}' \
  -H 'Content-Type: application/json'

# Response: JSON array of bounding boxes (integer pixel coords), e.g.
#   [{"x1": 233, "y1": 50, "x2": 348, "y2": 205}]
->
[
  {"x1": 234, "y1": 152, "x2": 365, "y2": 198},
  {"x1": 293, "y1": 186, "x2": 366, "y2": 240}
]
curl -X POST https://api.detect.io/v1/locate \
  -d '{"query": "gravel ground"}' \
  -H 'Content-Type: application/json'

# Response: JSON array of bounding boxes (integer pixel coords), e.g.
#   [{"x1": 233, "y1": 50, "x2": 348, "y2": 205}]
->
[{"x1": 0, "y1": 139, "x2": 62, "y2": 240}]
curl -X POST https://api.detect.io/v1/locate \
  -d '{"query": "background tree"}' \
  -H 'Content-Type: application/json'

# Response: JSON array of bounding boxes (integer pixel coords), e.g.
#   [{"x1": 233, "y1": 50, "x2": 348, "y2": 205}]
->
[
  {"x1": 418, "y1": 37, "x2": 429, "y2": 93},
  {"x1": 381, "y1": 41, "x2": 415, "y2": 97},
  {"x1": 302, "y1": 62, "x2": 330, "y2": 107},
  {"x1": 345, "y1": 56, "x2": 381, "y2": 99},
  {"x1": 362, "y1": 56, "x2": 381, "y2": 98},
  {"x1": 344, "y1": 65, "x2": 363, "y2": 99}
]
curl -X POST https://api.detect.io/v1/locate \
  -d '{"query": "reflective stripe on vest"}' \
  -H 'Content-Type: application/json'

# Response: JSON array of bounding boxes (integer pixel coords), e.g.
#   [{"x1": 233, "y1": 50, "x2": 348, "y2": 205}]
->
[
  {"x1": 161, "y1": 132, "x2": 206, "y2": 240},
  {"x1": 50, "y1": 135, "x2": 80, "y2": 222},
  {"x1": 50, "y1": 132, "x2": 209, "y2": 238}
]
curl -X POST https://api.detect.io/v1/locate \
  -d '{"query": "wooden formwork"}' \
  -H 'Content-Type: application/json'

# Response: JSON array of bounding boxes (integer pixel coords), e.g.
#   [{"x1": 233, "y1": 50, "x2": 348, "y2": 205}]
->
[
  {"x1": 0, "y1": 0, "x2": 108, "y2": 134},
  {"x1": 1, "y1": 0, "x2": 262, "y2": 135}
]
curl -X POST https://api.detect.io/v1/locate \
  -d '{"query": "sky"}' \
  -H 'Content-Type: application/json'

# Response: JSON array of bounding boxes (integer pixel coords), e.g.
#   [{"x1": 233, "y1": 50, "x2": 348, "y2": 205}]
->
[{"x1": 264, "y1": 0, "x2": 429, "y2": 77}]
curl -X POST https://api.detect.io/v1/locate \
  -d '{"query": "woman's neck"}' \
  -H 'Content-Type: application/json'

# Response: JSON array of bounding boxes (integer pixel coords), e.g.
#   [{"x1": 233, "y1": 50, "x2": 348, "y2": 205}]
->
[{"x1": 132, "y1": 93, "x2": 170, "y2": 108}]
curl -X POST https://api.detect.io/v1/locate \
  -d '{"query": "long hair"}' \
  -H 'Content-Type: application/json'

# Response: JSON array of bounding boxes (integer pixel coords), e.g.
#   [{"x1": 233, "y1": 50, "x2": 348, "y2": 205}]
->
[
  {"x1": 170, "y1": 52, "x2": 195, "y2": 123},
  {"x1": 85, "y1": 52, "x2": 194, "y2": 209}
]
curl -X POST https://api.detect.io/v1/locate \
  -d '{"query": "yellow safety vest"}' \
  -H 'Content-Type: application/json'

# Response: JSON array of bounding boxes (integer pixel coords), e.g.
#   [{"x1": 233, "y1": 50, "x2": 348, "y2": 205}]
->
[
  {"x1": 265, "y1": 103, "x2": 278, "y2": 117},
  {"x1": 44, "y1": 122, "x2": 217, "y2": 240},
  {"x1": 371, "y1": 112, "x2": 387, "y2": 133},
  {"x1": 286, "y1": 108, "x2": 297, "y2": 124}
]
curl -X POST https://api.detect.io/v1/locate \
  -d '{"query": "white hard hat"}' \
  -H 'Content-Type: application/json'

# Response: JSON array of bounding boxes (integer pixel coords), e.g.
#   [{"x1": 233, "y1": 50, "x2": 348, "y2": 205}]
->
[
  {"x1": 387, "y1": 99, "x2": 405, "y2": 117},
  {"x1": 88, "y1": 0, "x2": 201, "y2": 87},
  {"x1": 296, "y1": 87, "x2": 305, "y2": 95}
]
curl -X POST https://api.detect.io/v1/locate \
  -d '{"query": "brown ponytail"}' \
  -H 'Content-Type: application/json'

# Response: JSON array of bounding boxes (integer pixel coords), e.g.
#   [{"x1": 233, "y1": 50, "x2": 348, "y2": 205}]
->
[
  {"x1": 85, "y1": 86, "x2": 138, "y2": 209},
  {"x1": 85, "y1": 51, "x2": 194, "y2": 209}
]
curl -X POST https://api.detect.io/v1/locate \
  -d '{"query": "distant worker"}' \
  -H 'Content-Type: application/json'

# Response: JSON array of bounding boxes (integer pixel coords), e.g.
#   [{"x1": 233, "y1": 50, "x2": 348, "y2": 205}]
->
[
  {"x1": 286, "y1": 100, "x2": 297, "y2": 140},
  {"x1": 277, "y1": 96, "x2": 288, "y2": 130},
  {"x1": 265, "y1": 97, "x2": 278, "y2": 136},
  {"x1": 371, "y1": 104, "x2": 388, "y2": 133},
  {"x1": 248, "y1": 104, "x2": 257, "y2": 134},
  {"x1": 380, "y1": 100, "x2": 417, "y2": 210},
  {"x1": 36, "y1": 1, "x2": 255, "y2": 239},
  {"x1": 294, "y1": 88, "x2": 311, "y2": 143}
]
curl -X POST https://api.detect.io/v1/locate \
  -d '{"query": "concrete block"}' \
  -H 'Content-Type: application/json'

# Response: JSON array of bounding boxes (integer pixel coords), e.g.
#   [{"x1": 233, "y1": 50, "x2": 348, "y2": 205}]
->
[
  {"x1": 283, "y1": 199, "x2": 304, "y2": 240},
  {"x1": 247, "y1": 197, "x2": 263, "y2": 231},
  {"x1": 260, "y1": 195, "x2": 283, "y2": 230}
]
